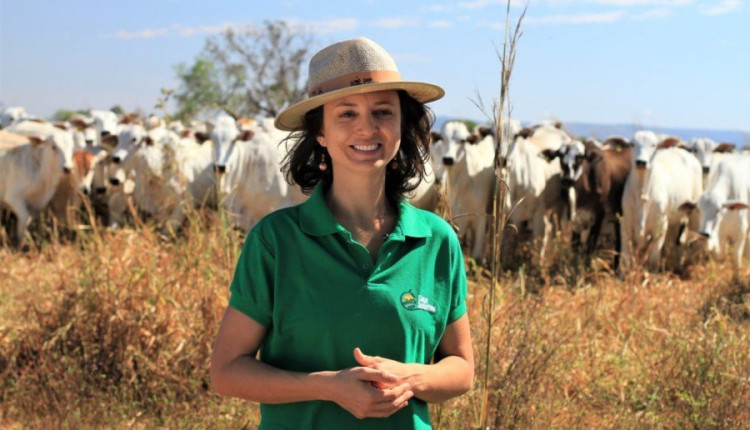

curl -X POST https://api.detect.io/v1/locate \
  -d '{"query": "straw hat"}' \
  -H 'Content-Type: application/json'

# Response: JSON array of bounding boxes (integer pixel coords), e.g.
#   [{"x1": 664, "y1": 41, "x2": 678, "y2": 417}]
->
[{"x1": 274, "y1": 37, "x2": 444, "y2": 131}]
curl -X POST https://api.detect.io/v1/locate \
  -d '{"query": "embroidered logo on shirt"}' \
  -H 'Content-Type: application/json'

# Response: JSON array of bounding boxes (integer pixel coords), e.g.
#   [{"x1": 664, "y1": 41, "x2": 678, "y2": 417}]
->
[{"x1": 400, "y1": 290, "x2": 436, "y2": 314}]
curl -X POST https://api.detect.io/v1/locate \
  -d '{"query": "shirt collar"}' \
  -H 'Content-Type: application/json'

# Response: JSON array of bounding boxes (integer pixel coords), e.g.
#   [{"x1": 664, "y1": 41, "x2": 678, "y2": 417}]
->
[{"x1": 298, "y1": 183, "x2": 433, "y2": 240}]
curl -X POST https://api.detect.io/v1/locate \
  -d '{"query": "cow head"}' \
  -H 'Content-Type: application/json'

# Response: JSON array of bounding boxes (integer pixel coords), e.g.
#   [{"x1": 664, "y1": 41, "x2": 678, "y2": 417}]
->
[
  {"x1": 695, "y1": 193, "x2": 749, "y2": 255},
  {"x1": 686, "y1": 137, "x2": 718, "y2": 175},
  {"x1": 210, "y1": 114, "x2": 255, "y2": 175},
  {"x1": 630, "y1": 130, "x2": 661, "y2": 170},
  {"x1": 440, "y1": 121, "x2": 472, "y2": 167},
  {"x1": 111, "y1": 124, "x2": 146, "y2": 164}
]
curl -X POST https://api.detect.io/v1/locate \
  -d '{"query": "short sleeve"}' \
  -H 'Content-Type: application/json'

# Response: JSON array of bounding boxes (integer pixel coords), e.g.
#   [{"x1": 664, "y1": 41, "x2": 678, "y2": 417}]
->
[
  {"x1": 229, "y1": 230, "x2": 275, "y2": 327},
  {"x1": 446, "y1": 232, "x2": 468, "y2": 323}
]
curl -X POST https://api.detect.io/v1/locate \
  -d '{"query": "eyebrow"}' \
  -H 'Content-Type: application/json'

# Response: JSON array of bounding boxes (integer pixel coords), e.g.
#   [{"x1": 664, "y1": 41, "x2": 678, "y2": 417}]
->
[{"x1": 333, "y1": 100, "x2": 395, "y2": 108}]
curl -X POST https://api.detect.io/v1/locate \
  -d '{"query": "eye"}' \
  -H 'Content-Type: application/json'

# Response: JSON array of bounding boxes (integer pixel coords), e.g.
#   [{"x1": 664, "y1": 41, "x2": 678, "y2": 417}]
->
[
  {"x1": 374, "y1": 109, "x2": 393, "y2": 117},
  {"x1": 339, "y1": 110, "x2": 356, "y2": 118}
]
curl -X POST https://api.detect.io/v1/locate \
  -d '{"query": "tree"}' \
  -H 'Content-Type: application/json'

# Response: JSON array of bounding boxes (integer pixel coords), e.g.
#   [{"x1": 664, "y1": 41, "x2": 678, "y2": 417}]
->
[{"x1": 173, "y1": 20, "x2": 313, "y2": 120}]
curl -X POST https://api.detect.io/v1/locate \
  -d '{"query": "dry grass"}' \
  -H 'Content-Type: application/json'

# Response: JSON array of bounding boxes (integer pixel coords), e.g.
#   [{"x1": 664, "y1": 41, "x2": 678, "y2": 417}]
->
[{"x1": 1, "y1": 215, "x2": 749, "y2": 429}]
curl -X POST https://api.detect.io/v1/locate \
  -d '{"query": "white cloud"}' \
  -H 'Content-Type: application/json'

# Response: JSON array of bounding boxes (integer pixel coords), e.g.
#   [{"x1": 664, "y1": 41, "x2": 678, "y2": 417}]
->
[
  {"x1": 430, "y1": 20, "x2": 455, "y2": 28},
  {"x1": 429, "y1": 4, "x2": 452, "y2": 12},
  {"x1": 525, "y1": 10, "x2": 628, "y2": 25},
  {"x1": 104, "y1": 27, "x2": 170, "y2": 40},
  {"x1": 701, "y1": 0, "x2": 741, "y2": 15},
  {"x1": 304, "y1": 18, "x2": 360, "y2": 34},
  {"x1": 370, "y1": 17, "x2": 419, "y2": 28},
  {"x1": 631, "y1": 7, "x2": 672, "y2": 19}
]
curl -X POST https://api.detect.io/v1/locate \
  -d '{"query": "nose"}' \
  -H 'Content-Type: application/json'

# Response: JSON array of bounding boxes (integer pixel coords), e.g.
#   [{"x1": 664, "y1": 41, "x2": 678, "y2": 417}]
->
[
  {"x1": 635, "y1": 160, "x2": 647, "y2": 169},
  {"x1": 95, "y1": 187, "x2": 107, "y2": 194},
  {"x1": 214, "y1": 164, "x2": 226, "y2": 174},
  {"x1": 112, "y1": 156, "x2": 121, "y2": 164},
  {"x1": 702, "y1": 166, "x2": 710, "y2": 175},
  {"x1": 63, "y1": 167, "x2": 72, "y2": 174},
  {"x1": 562, "y1": 177, "x2": 576, "y2": 187},
  {"x1": 109, "y1": 178, "x2": 121, "y2": 186},
  {"x1": 442, "y1": 157, "x2": 455, "y2": 166},
  {"x1": 699, "y1": 231, "x2": 710, "y2": 239}
]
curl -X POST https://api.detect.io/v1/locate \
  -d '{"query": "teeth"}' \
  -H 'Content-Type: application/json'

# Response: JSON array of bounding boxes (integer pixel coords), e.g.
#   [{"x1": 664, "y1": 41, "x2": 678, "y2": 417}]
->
[{"x1": 353, "y1": 144, "x2": 378, "y2": 151}]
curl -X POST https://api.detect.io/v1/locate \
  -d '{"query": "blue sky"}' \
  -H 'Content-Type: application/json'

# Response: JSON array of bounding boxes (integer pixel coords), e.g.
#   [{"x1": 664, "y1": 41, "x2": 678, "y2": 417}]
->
[{"x1": 1, "y1": 0, "x2": 748, "y2": 132}]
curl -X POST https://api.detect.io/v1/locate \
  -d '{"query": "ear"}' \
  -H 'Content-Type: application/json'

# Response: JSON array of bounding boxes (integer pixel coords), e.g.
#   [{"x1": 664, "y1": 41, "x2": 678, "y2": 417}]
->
[
  {"x1": 181, "y1": 130, "x2": 191, "y2": 138},
  {"x1": 541, "y1": 148, "x2": 560, "y2": 162},
  {"x1": 723, "y1": 200, "x2": 749, "y2": 211},
  {"x1": 657, "y1": 137, "x2": 681, "y2": 149},
  {"x1": 28, "y1": 135, "x2": 46, "y2": 146},
  {"x1": 679, "y1": 202, "x2": 698, "y2": 212},
  {"x1": 714, "y1": 142, "x2": 735, "y2": 153},
  {"x1": 142, "y1": 136, "x2": 154, "y2": 146},
  {"x1": 237, "y1": 129, "x2": 254, "y2": 142},
  {"x1": 516, "y1": 128, "x2": 533, "y2": 139},
  {"x1": 194, "y1": 132, "x2": 210, "y2": 143},
  {"x1": 430, "y1": 131, "x2": 443, "y2": 144},
  {"x1": 477, "y1": 126, "x2": 493, "y2": 139},
  {"x1": 466, "y1": 135, "x2": 479, "y2": 144},
  {"x1": 54, "y1": 122, "x2": 69, "y2": 131},
  {"x1": 101, "y1": 134, "x2": 118, "y2": 148},
  {"x1": 316, "y1": 134, "x2": 326, "y2": 147}
]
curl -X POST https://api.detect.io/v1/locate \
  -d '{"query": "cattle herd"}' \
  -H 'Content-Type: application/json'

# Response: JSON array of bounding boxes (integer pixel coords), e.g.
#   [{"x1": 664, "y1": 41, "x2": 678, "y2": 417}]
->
[{"x1": 1, "y1": 106, "x2": 748, "y2": 274}]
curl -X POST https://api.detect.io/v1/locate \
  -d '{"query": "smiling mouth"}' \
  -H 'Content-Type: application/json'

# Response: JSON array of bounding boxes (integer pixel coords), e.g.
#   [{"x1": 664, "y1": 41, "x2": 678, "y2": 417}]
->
[{"x1": 352, "y1": 144, "x2": 381, "y2": 152}]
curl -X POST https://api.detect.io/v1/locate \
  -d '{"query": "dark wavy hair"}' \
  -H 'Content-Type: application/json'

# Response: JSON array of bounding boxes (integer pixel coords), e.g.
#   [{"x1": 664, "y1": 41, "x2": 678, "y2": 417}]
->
[{"x1": 281, "y1": 90, "x2": 435, "y2": 208}]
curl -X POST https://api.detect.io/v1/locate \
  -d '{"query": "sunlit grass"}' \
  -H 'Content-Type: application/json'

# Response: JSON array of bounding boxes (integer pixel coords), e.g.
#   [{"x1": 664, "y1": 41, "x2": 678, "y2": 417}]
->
[{"x1": 1, "y1": 213, "x2": 748, "y2": 429}]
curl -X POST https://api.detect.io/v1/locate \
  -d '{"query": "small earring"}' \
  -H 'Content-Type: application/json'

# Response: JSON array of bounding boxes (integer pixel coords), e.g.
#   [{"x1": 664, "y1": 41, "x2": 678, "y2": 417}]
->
[
  {"x1": 390, "y1": 159, "x2": 398, "y2": 169},
  {"x1": 319, "y1": 161, "x2": 328, "y2": 171}
]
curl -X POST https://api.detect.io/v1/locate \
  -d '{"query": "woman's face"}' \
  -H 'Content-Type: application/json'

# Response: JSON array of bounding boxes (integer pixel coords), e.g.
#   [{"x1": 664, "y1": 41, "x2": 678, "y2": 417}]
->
[{"x1": 316, "y1": 90, "x2": 401, "y2": 178}]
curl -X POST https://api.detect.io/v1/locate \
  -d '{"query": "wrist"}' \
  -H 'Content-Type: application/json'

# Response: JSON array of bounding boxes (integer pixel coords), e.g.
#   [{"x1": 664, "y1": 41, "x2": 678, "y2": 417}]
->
[{"x1": 309, "y1": 370, "x2": 338, "y2": 402}]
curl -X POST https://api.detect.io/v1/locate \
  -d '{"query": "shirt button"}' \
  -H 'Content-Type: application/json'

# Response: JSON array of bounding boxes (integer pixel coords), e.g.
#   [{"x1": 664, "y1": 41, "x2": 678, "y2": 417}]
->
[{"x1": 362, "y1": 262, "x2": 371, "y2": 270}]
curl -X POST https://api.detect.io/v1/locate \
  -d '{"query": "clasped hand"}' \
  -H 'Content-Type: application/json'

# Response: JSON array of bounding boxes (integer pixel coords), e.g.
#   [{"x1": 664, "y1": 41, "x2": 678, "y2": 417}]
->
[{"x1": 329, "y1": 348, "x2": 416, "y2": 419}]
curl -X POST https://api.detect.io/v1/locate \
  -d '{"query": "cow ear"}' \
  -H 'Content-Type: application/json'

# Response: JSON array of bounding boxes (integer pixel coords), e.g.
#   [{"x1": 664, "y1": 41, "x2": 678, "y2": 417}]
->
[
  {"x1": 657, "y1": 137, "x2": 681, "y2": 149},
  {"x1": 181, "y1": 130, "x2": 192, "y2": 138},
  {"x1": 28, "y1": 135, "x2": 46, "y2": 146},
  {"x1": 678, "y1": 202, "x2": 698, "y2": 212},
  {"x1": 466, "y1": 135, "x2": 479, "y2": 144},
  {"x1": 142, "y1": 136, "x2": 154, "y2": 146},
  {"x1": 714, "y1": 142, "x2": 735, "y2": 153},
  {"x1": 723, "y1": 200, "x2": 749, "y2": 211},
  {"x1": 516, "y1": 128, "x2": 533, "y2": 139},
  {"x1": 430, "y1": 131, "x2": 443, "y2": 144},
  {"x1": 477, "y1": 126, "x2": 493, "y2": 139},
  {"x1": 541, "y1": 148, "x2": 559, "y2": 162},
  {"x1": 238, "y1": 129, "x2": 255, "y2": 142},
  {"x1": 101, "y1": 134, "x2": 118, "y2": 148},
  {"x1": 194, "y1": 132, "x2": 210, "y2": 143}
]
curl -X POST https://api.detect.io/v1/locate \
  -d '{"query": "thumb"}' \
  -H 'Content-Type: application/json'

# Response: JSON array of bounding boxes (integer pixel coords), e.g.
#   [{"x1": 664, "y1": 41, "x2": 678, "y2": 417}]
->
[{"x1": 353, "y1": 347, "x2": 376, "y2": 366}]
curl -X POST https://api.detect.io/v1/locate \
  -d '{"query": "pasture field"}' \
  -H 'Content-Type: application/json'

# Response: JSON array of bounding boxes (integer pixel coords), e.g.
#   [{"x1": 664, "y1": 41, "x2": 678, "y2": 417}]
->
[{"x1": 0, "y1": 213, "x2": 748, "y2": 429}]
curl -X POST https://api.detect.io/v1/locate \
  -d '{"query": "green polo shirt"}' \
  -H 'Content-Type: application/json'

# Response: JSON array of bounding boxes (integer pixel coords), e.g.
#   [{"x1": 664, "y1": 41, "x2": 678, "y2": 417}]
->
[{"x1": 229, "y1": 184, "x2": 467, "y2": 430}]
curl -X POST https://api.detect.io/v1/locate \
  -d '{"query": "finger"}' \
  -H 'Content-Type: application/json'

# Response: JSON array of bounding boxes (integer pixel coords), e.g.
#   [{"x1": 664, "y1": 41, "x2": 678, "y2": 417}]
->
[
  {"x1": 353, "y1": 347, "x2": 376, "y2": 366},
  {"x1": 371, "y1": 389, "x2": 413, "y2": 414},
  {"x1": 353, "y1": 366, "x2": 398, "y2": 384},
  {"x1": 371, "y1": 382, "x2": 411, "y2": 402}
]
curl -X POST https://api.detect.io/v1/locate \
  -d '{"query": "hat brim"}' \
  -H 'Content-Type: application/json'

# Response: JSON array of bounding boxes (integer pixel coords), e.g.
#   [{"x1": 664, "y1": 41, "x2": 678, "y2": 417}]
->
[{"x1": 274, "y1": 81, "x2": 444, "y2": 131}]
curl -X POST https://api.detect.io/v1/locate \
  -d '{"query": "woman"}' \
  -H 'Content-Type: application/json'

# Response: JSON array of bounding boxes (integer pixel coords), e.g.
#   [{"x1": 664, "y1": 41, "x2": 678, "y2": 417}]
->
[{"x1": 210, "y1": 37, "x2": 473, "y2": 429}]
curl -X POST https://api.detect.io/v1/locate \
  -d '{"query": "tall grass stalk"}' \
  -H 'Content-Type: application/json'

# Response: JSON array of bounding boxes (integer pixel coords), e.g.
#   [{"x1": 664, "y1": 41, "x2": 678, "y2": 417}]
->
[{"x1": 476, "y1": 2, "x2": 526, "y2": 429}]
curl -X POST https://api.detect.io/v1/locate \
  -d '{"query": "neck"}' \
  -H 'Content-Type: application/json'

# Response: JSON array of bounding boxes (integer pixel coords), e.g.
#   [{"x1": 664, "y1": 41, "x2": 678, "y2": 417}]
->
[{"x1": 326, "y1": 172, "x2": 393, "y2": 229}]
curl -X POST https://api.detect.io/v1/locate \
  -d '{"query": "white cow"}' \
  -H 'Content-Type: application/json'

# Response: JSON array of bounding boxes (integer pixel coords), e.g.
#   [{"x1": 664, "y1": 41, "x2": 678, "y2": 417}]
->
[
  {"x1": 620, "y1": 131, "x2": 703, "y2": 271},
  {"x1": 213, "y1": 115, "x2": 304, "y2": 231},
  {"x1": 0, "y1": 107, "x2": 28, "y2": 129},
  {"x1": 438, "y1": 121, "x2": 495, "y2": 260},
  {"x1": 694, "y1": 154, "x2": 750, "y2": 267},
  {"x1": 125, "y1": 126, "x2": 215, "y2": 233},
  {"x1": 502, "y1": 123, "x2": 571, "y2": 259},
  {"x1": 0, "y1": 127, "x2": 74, "y2": 247}
]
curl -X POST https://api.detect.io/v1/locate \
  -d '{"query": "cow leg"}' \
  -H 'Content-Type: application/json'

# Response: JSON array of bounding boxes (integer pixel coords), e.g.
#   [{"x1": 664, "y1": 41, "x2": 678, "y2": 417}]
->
[
  {"x1": 5, "y1": 195, "x2": 31, "y2": 249},
  {"x1": 471, "y1": 214, "x2": 487, "y2": 263},
  {"x1": 613, "y1": 218, "x2": 622, "y2": 271},
  {"x1": 648, "y1": 218, "x2": 668, "y2": 271},
  {"x1": 586, "y1": 209, "x2": 605, "y2": 258}
]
